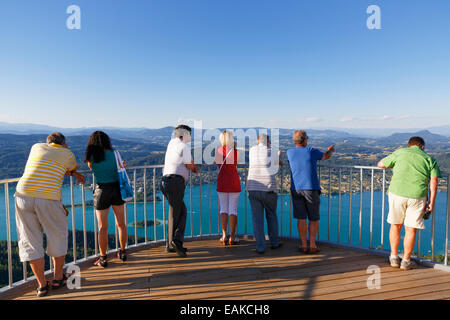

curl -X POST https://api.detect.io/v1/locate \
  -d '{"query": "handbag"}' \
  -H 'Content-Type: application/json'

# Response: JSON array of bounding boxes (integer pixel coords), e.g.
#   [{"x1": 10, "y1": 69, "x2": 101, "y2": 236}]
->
[{"x1": 114, "y1": 150, "x2": 134, "y2": 202}]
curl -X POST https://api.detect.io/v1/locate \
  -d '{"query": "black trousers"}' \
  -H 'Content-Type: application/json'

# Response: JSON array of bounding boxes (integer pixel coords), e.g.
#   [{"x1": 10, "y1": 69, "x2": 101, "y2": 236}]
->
[{"x1": 160, "y1": 175, "x2": 187, "y2": 247}]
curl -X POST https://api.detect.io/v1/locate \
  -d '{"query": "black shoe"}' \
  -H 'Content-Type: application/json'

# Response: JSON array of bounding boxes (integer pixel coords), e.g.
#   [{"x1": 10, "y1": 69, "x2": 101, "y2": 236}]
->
[
  {"x1": 256, "y1": 249, "x2": 265, "y2": 254},
  {"x1": 93, "y1": 256, "x2": 108, "y2": 268},
  {"x1": 271, "y1": 242, "x2": 283, "y2": 250},
  {"x1": 166, "y1": 246, "x2": 188, "y2": 253},
  {"x1": 171, "y1": 240, "x2": 187, "y2": 257},
  {"x1": 118, "y1": 249, "x2": 127, "y2": 261}
]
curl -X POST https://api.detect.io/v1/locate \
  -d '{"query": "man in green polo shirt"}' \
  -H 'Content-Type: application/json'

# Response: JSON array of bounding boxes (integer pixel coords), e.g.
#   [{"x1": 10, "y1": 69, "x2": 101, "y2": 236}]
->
[{"x1": 378, "y1": 136, "x2": 441, "y2": 270}]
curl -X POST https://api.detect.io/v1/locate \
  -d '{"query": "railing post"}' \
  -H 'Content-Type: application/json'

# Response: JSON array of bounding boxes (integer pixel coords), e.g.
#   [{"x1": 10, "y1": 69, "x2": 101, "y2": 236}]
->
[
  {"x1": 190, "y1": 172, "x2": 193, "y2": 237},
  {"x1": 289, "y1": 192, "x2": 292, "y2": 238},
  {"x1": 244, "y1": 167, "x2": 248, "y2": 235},
  {"x1": 163, "y1": 193, "x2": 166, "y2": 243},
  {"x1": 133, "y1": 169, "x2": 137, "y2": 245},
  {"x1": 82, "y1": 184, "x2": 87, "y2": 259},
  {"x1": 328, "y1": 167, "x2": 331, "y2": 241},
  {"x1": 318, "y1": 166, "x2": 321, "y2": 240},
  {"x1": 431, "y1": 192, "x2": 436, "y2": 262},
  {"x1": 208, "y1": 165, "x2": 211, "y2": 236},
  {"x1": 280, "y1": 165, "x2": 283, "y2": 237},
  {"x1": 338, "y1": 168, "x2": 342, "y2": 243},
  {"x1": 153, "y1": 168, "x2": 157, "y2": 242},
  {"x1": 348, "y1": 168, "x2": 352, "y2": 244},
  {"x1": 445, "y1": 175, "x2": 449, "y2": 265},
  {"x1": 359, "y1": 168, "x2": 363, "y2": 247},
  {"x1": 381, "y1": 170, "x2": 386, "y2": 249},
  {"x1": 199, "y1": 166, "x2": 202, "y2": 237},
  {"x1": 70, "y1": 176, "x2": 76, "y2": 262},
  {"x1": 370, "y1": 169, "x2": 374, "y2": 248},
  {"x1": 4, "y1": 183, "x2": 13, "y2": 287},
  {"x1": 144, "y1": 168, "x2": 147, "y2": 243}
]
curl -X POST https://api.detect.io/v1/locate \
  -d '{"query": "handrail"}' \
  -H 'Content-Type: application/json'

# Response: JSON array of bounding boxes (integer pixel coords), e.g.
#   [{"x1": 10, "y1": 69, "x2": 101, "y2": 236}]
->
[{"x1": 1, "y1": 162, "x2": 449, "y2": 295}]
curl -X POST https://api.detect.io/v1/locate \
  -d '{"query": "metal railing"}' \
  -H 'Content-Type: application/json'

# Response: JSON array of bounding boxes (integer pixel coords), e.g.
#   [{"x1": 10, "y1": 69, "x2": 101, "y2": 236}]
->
[{"x1": 0, "y1": 163, "x2": 449, "y2": 294}]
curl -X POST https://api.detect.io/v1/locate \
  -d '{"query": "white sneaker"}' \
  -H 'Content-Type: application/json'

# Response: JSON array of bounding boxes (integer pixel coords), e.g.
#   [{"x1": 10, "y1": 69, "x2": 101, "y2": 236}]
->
[
  {"x1": 389, "y1": 255, "x2": 400, "y2": 268},
  {"x1": 400, "y1": 259, "x2": 417, "y2": 270}
]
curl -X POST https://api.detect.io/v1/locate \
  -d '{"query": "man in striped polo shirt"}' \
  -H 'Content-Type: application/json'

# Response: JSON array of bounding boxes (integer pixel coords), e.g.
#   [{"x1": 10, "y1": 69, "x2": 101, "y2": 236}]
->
[
  {"x1": 15, "y1": 132, "x2": 85, "y2": 297},
  {"x1": 247, "y1": 134, "x2": 282, "y2": 254}
]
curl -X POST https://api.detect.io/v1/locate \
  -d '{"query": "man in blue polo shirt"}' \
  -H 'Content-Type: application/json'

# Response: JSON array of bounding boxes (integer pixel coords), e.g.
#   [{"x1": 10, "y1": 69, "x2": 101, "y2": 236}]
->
[{"x1": 287, "y1": 130, "x2": 335, "y2": 254}]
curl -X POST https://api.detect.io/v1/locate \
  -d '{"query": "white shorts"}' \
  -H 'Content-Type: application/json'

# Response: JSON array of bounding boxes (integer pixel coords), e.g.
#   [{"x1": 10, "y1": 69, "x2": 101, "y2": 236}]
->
[
  {"x1": 218, "y1": 192, "x2": 240, "y2": 216},
  {"x1": 387, "y1": 192, "x2": 427, "y2": 230},
  {"x1": 15, "y1": 196, "x2": 68, "y2": 262}
]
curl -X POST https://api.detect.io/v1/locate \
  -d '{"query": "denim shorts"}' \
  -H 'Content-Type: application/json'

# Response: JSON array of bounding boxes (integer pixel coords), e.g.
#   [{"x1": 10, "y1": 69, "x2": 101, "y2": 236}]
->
[
  {"x1": 291, "y1": 190, "x2": 321, "y2": 221},
  {"x1": 93, "y1": 181, "x2": 125, "y2": 210}
]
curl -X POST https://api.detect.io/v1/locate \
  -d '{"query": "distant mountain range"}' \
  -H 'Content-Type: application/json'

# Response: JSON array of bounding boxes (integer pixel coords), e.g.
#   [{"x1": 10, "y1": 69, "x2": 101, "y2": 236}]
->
[{"x1": 1, "y1": 122, "x2": 449, "y2": 141}]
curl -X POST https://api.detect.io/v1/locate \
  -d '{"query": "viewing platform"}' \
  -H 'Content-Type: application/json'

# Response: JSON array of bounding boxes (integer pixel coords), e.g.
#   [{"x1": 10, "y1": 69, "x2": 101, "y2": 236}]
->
[
  {"x1": 3, "y1": 238, "x2": 450, "y2": 300},
  {"x1": 0, "y1": 164, "x2": 449, "y2": 300}
]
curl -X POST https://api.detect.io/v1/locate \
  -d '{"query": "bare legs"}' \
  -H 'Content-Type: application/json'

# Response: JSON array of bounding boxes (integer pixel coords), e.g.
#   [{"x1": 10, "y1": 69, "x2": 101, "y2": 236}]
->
[
  {"x1": 297, "y1": 219, "x2": 319, "y2": 249},
  {"x1": 112, "y1": 204, "x2": 128, "y2": 251},
  {"x1": 220, "y1": 213, "x2": 237, "y2": 241},
  {"x1": 389, "y1": 224, "x2": 417, "y2": 260},
  {"x1": 29, "y1": 255, "x2": 66, "y2": 288},
  {"x1": 29, "y1": 257, "x2": 46, "y2": 288},
  {"x1": 220, "y1": 213, "x2": 228, "y2": 239},
  {"x1": 96, "y1": 204, "x2": 127, "y2": 256}
]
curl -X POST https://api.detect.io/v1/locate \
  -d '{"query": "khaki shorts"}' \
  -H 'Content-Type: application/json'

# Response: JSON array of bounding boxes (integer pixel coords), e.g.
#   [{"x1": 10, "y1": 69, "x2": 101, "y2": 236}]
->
[
  {"x1": 387, "y1": 192, "x2": 427, "y2": 229},
  {"x1": 15, "y1": 196, "x2": 68, "y2": 262}
]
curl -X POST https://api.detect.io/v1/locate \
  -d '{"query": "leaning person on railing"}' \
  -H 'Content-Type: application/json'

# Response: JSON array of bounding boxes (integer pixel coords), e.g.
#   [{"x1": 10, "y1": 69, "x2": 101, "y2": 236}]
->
[
  {"x1": 14, "y1": 132, "x2": 85, "y2": 297},
  {"x1": 377, "y1": 136, "x2": 442, "y2": 270},
  {"x1": 287, "y1": 130, "x2": 335, "y2": 254},
  {"x1": 160, "y1": 125, "x2": 198, "y2": 257},
  {"x1": 85, "y1": 131, "x2": 128, "y2": 268},
  {"x1": 215, "y1": 130, "x2": 241, "y2": 246},
  {"x1": 247, "y1": 134, "x2": 282, "y2": 254}
]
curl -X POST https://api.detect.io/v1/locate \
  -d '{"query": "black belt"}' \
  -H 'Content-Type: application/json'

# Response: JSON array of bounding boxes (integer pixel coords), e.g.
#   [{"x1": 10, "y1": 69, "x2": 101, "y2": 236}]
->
[{"x1": 163, "y1": 174, "x2": 184, "y2": 180}]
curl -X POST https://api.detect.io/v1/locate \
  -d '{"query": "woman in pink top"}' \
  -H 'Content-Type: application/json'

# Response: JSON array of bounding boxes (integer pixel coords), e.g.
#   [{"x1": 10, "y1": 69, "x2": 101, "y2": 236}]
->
[{"x1": 215, "y1": 130, "x2": 242, "y2": 245}]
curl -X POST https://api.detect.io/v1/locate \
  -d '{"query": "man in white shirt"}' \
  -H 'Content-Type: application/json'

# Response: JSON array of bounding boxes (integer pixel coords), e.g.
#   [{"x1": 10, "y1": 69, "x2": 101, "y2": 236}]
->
[
  {"x1": 247, "y1": 134, "x2": 282, "y2": 254},
  {"x1": 160, "y1": 125, "x2": 198, "y2": 257}
]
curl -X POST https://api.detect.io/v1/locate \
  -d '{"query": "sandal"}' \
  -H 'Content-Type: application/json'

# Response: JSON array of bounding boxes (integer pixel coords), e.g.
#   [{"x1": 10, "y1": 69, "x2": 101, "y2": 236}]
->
[
  {"x1": 37, "y1": 282, "x2": 50, "y2": 297},
  {"x1": 93, "y1": 255, "x2": 108, "y2": 268},
  {"x1": 220, "y1": 235, "x2": 228, "y2": 246},
  {"x1": 118, "y1": 249, "x2": 127, "y2": 261},
  {"x1": 229, "y1": 236, "x2": 240, "y2": 245},
  {"x1": 299, "y1": 247, "x2": 309, "y2": 254},
  {"x1": 50, "y1": 273, "x2": 68, "y2": 290},
  {"x1": 309, "y1": 246, "x2": 321, "y2": 254}
]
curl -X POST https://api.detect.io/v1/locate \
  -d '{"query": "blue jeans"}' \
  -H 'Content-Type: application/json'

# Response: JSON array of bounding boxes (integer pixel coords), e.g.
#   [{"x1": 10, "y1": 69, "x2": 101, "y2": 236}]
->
[{"x1": 248, "y1": 191, "x2": 279, "y2": 252}]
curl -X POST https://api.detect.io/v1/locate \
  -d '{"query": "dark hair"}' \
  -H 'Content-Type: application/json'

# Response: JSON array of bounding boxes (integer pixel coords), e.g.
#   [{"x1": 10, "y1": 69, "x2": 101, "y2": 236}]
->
[
  {"x1": 174, "y1": 125, "x2": 192, "y2": 138},
  {"x1": 47, "y1": 132, "x2": 66, "y2": 145},
  {"x1": 84, "y1": 131, "x2": 113, "y2": 163},
  {"x1": 408, "y1": 136, "x2": 425, "y2": 148}
]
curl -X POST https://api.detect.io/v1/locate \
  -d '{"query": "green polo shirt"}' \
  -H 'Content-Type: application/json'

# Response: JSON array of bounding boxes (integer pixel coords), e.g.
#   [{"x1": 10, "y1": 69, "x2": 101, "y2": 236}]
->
[{"x1": 381, "y1": 146, "x2": 442, "y2": 199}]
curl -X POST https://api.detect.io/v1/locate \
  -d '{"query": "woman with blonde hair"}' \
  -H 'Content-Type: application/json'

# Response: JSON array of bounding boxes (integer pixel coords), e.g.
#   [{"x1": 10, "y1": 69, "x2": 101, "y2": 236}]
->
[{"x1": 215, "y1": 130, "x2": 241, "y2": 245}]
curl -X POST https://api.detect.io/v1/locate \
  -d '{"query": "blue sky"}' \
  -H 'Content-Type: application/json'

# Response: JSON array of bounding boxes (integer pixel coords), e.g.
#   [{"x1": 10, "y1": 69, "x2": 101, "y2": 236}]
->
[{"x1": 0, "y1": 0, "x2": 449, "y2": 129}]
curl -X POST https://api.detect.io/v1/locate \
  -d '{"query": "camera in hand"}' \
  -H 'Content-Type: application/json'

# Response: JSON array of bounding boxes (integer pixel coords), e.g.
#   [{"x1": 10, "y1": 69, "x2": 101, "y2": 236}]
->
[{"x1": 423, "y1": 210, "x2": 432, "y2": 220}]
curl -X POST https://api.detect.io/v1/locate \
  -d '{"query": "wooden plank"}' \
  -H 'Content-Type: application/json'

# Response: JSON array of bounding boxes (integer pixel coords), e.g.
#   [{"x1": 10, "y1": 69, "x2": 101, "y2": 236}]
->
[{"x1": 311, "y1": 274, "x2": 450, "y2": 300}]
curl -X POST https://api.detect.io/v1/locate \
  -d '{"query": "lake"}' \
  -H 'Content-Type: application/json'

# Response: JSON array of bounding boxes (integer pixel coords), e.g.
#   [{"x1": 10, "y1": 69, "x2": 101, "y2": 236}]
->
[{"x1": 0, "y1": 183, "x2": 448, "y2": 257}]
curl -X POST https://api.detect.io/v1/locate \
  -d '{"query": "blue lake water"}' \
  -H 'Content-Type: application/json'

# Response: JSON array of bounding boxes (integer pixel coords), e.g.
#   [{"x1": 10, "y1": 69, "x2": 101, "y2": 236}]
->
[{"x1": 0, "y1": 183, "x2": 448, "y2": 257}]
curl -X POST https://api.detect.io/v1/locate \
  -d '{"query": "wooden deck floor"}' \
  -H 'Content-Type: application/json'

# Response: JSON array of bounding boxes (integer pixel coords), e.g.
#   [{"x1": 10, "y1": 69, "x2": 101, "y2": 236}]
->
[{"x1": 3, "y1": 238, "x2": 450, "y2": 300}]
